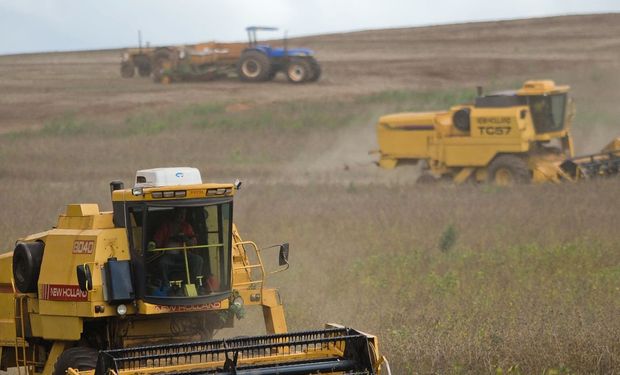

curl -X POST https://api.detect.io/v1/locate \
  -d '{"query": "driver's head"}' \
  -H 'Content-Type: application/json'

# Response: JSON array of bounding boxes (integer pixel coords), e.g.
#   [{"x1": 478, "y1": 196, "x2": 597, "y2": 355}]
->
[{"x1": 173, "y1": 208, "x2": 187, "y2": 223}]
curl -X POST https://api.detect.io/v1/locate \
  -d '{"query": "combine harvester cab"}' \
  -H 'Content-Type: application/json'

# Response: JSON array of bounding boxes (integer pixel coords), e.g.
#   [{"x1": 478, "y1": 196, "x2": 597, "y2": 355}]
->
[
  {"x1": 0, "y1": 167, "x2": 388, "y2": 375},
  {"x1": 375, "y1": 80, "x2": 619, "y2": 185}
]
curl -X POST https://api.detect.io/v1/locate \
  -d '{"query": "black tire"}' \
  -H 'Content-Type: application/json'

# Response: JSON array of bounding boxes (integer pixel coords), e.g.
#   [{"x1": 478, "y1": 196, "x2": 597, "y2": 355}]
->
[
  {"x1": 307, "y1": 57, "x2": 321, "y2": 82},
  {"x1": 286, "y1": 58, "x2": 312, "y2": 83},
  {"x1": 416, "y1": 173, "x2": 438, "y2": 184},
  {"x1": 120, "y1": 62, "x2": 135, "y2": 78},
  {"x1": 238, "y1": 51, "x2": 271, "y2": 82},
  {"x1": 137, "y1": 64, "x2": 152, "y2": 77},
  {"x1": 13, "y1": 241, "x2": 45, "y2": 293},
  {"x1": 133, "y1": 55, "x2": 152, "y2": 77},
  {"x1": 53, "y1": 347, "x2": 98, "y2": 375},
  {"x1": 487, "y1": 154, "x2": 531, "y2": 185}
]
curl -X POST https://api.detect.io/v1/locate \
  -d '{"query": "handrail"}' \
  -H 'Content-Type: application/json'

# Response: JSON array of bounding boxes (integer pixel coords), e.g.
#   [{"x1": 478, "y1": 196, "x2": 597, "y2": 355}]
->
[
  {"x1": 147, "y1": 243, "x2": 224, "y2": 252},
  {"x1": 233, "y1": 240, "x2": 266, "y2": 295}
]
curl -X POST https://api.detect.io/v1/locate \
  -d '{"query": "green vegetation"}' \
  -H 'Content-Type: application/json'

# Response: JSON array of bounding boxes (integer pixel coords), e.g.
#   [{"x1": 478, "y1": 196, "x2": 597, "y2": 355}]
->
[
  {"x1": 2, "y1": 87, "x2": 478, "y2": 139},
  {"x1": 41, "y1": 113, "x2": 90, "y2": 135}
]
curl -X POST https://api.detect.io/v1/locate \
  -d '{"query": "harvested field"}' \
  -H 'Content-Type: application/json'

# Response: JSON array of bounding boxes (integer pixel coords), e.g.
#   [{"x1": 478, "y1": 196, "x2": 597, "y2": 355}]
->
[{"x1": 0, "y1": 13, "x2": 619, "y2": 374}]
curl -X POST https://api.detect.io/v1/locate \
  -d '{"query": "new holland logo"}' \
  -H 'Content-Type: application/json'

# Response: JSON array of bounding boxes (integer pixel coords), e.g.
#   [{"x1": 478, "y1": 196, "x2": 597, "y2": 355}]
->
[
  {"x1": 175, "y1": 172, "x2": 184, "y2": 178},
  {"x1": 41, "y1": 284, "x2": 88, "y2": 301},
  {"x1": 153, "y1": 302, "x2": 222, "y2": 313}
]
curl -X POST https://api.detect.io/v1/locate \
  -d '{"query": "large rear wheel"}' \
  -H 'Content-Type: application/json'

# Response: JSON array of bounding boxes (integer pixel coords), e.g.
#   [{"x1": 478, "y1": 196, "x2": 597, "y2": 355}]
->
[
  {"x1": 238, "y1": 51, "x2": 271, "y2": 82},
  {"x1": 487, "y1": 155, "x2": 531, "y2": 186},
  {"x1": 53, "y1": 347, "x2": 98, "y2": 375},
  {"x1": 120, "y1": 62, "x2": 135, "y2": 78}
]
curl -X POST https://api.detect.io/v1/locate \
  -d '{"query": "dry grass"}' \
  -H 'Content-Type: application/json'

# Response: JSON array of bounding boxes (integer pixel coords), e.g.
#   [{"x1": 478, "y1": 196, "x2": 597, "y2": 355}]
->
[
  {"x1": 0, "y1": 80, "x2": 619, "y2": 374},
  {"x1": 247, "y1": 182, "x2": 620, "y2": 374}
]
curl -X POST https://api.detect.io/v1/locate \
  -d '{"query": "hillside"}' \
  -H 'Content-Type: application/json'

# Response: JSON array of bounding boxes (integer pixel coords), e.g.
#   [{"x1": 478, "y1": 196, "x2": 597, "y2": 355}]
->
[{"x1": 0, "y1": 13, "x2": 619, "y2": 134}]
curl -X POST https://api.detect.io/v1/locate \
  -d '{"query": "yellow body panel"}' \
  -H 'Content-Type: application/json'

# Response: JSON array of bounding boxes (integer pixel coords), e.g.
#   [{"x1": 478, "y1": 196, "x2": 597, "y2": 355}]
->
[{"x1": 377, "y1": 112, "x2": 436, "y2": 161}]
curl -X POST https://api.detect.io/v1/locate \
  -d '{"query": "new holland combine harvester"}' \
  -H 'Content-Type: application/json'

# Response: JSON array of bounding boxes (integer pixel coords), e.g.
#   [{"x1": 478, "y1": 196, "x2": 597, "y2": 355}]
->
[
  {"x1": 0, "y1": 168, "x2": 389, "y2": 375},
  {"x1": 375, "y1": 80, "x2": 620, "y2": 184}
]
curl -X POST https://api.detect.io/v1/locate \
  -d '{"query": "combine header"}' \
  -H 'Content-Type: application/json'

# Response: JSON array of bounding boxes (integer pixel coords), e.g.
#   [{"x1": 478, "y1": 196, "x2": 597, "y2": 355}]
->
[
  {"x1": 0, "y1": 167, "x2": 388, "y2": 375},
  {"x1": 559, "y1": 138, "x2": 620, "y2": 180},
  {"x1": 74, "y1": 326, "x2": 385, "y2": 375}
]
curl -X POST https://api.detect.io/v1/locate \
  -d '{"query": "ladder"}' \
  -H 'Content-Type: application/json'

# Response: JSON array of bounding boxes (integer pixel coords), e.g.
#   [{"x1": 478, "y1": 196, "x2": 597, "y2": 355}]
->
[{"x1": 12, "y1": 280, "x2": 35, "y2": 375}]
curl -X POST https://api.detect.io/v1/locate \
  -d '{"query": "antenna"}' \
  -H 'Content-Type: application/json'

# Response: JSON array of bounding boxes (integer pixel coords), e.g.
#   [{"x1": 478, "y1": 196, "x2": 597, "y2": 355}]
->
[{"x1": 138, "y1": 30, "x2": 142, "y2": 52}]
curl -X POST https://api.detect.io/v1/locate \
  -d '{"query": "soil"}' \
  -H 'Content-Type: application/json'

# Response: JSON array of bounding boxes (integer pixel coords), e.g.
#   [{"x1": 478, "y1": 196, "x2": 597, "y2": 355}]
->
[{"x1": 1, "y1": 13, "x2": 619, "y2": 133}]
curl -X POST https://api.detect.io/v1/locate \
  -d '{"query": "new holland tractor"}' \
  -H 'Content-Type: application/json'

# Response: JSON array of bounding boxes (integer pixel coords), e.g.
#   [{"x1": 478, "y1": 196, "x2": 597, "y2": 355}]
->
[
  {"x1": 121, "y1": 27, "x2": 320, "y2": 84},
  {"x1": 374, "y1": 80, "x2": 620, "y2": 184},
  {"x1": 0, "y1": 167, "x2": 389, "y2": 375}
]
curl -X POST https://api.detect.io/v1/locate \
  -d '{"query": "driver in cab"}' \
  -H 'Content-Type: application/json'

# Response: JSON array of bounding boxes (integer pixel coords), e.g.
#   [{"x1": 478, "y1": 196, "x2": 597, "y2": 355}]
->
[{"x1": 152, "y1": 208, "x2": 204, "y2": 291}]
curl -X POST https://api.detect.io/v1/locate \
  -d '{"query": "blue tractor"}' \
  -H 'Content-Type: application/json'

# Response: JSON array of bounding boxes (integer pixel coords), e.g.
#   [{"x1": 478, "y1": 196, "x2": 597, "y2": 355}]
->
[{"x1": 238, "y1": 26, "x2": 321, "y2": 83}]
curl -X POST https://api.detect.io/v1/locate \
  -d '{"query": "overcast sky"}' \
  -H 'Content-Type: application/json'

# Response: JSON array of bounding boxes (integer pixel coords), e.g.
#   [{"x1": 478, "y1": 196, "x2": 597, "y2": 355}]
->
[{"x1": 1, "y1": 0, "x2": 619, "y2": 55}]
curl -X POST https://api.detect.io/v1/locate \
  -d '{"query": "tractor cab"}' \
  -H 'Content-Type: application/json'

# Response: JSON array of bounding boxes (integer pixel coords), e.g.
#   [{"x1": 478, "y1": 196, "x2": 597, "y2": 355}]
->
[
  {"x1": 245, "y1": 26, "x2": 314, "y2": 58},
  {"x1": 111, "y1": 167, "x2": 236, "y2": 306}
]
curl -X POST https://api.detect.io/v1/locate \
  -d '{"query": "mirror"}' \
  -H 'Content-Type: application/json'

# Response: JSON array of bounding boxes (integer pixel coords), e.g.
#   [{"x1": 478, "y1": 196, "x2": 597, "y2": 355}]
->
[
  {"x1": 77, "y1": 264, "x2": 93, "y2": 292},
  {"x1": 278, "y1": 243, "x2": 289, "y2": 266}
]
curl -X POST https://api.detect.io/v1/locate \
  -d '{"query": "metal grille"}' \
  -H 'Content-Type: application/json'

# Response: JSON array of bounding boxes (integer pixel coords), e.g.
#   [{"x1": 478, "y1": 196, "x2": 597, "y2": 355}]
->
[{"x1": 96, "y1": 327, "x2": 374, "y2": 375}]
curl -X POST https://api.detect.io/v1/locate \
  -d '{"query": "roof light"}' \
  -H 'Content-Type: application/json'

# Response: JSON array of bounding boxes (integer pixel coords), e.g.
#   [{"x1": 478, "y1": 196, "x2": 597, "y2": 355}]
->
[
  {"x1": 151, "y1": 191, "x2": 163, "y2": 199},
  {"x1": 207, "y1": 188, "x2": 232, "y2": 196},
  {"x1": 163, "y1": 191, "x2": 174, "y2": 198},
  {"x1": 175, "y1": 191, "x2": 186, "y2": 197},
  {"x1": 131, "y1": 187, "x2": 143, "y2": 196}
]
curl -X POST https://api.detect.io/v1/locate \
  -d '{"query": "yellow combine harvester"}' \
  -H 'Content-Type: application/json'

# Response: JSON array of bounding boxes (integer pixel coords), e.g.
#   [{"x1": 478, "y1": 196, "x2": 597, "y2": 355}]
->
[
  {"x1": 0, "y1": 167, "x2": 389, "y2": 375},
  {"x1": 375, "y1": 80, "x2": 620, "y2": 184}
]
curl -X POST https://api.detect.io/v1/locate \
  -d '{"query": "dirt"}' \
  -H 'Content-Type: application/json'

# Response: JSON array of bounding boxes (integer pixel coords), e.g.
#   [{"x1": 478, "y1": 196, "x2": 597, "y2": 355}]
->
[{"x1": 1, "y1": 13, "x2": 619, "y2": 132}]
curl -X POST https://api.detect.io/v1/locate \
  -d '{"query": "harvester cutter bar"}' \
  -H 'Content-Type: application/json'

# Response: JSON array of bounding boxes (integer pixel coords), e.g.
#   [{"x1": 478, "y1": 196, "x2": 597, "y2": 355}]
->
[
  {"x1": 560, "y1": 149, "x2": 620, "y2": 179},
  {"x1": 95, "y1": 327, "x2": 376, "y2": 375}
]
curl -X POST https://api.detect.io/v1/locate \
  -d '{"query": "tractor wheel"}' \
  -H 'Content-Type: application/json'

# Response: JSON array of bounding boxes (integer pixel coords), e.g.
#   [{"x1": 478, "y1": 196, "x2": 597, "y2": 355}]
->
[
  {"x1": 13, "y1": 241, "x2": 45, "y2": 293},
  {"x1": 487, "y1": 155, "x2": 531, "y2": 186},
  {"x1": 286, "y1": 58, "x2": 312, "y2": 83},
  {"x1": 416, "y1": 173, "x2": 438, "y2": 184},
  {"x1": 137, "y1": 64, "x2": 152, "y2": 77},
  {"x1": 133, "y1": 55, "x2": 152, "y2": 77},
  {"x1": 53, "y1": 347, "x2": 98, "y2": 375},
  {"x1": 307, "y1": 57, "x2": 321, "y2": 82},
  {"x1": 238, "y1": 51, "x2": 271, "y2": 82},
  {"x1": 120, "y1": 62, "x2": 135, "y2": 78}
]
